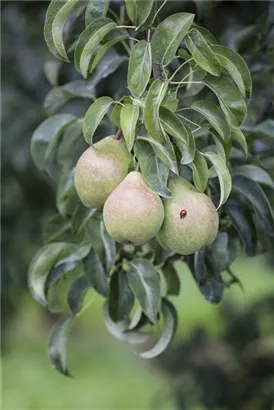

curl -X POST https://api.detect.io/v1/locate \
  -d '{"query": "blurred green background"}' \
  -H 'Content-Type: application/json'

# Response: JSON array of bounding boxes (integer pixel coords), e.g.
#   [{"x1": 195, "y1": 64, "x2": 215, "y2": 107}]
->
[{"x1": 1, "y1": 1, "x2": 274, "y2": 409}]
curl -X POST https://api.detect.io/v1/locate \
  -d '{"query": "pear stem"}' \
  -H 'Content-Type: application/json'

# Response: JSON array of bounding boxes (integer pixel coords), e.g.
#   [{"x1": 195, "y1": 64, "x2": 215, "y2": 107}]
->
[
  {"x1": 135, "y1": 163, "x2": 141, "y2": 172},
  {"x1": 113, "y1": 128, "x2": 122, "y2": 140}
]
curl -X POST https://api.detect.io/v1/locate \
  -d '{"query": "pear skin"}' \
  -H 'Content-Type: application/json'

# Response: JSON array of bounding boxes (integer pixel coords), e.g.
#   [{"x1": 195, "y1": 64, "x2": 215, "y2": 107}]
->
[
  {"x1": 158, "y1": 176, "x2": 219, "y2": 255},
  {"x1": 103, "y1": 171, "x2": 164, "y2": 245},
  {"x1": 74, "y1": 136, "x2": 132, "y2": 209}
]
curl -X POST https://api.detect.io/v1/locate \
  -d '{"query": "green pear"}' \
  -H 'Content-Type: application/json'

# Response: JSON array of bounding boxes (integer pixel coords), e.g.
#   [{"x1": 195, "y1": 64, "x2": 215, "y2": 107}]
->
[
  {"x1": 103, "y1": 171, "x2": 164, "y2": 245},
  {"x1": 158, "y1": 176, "x2": 219, "y2": 255},
  {"x1": 74, "y1": 136, "x2": 132, "y2": 209}
]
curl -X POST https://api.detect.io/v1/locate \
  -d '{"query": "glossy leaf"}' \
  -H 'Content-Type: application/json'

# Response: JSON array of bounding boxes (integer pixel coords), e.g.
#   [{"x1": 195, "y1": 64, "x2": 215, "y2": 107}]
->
[
  {"x1": 83, "y1": 96, "x2": 113, "y2": 144},
  {"x1": 31, "y1": 114, "x2": 76, "y2": 173},
  {"x1": 231, "y1": 127, "x2": 248, "y2": 156},
  {"x1": 52, "y1": 0, "x2": 81, "y2": 61},
  {"x1": 232, "y1": 165, "x2": 274, "y2": 189},
  {"x1": 134, "y1": 140, "x2": 171, "y2": 198},
  {"x1": 100, "y1": 221, "x2": 116, "y2": 274},
  {"x1": 67, "y1": 276, "x2": 90, "y2": 315},
  {"x1": 103, "y1": 303, "x2": 150, "y2": 345},
  {"x1": 48, "y1": 315, "x2": 74, "y2": 377},
  {"x1": 191, "y1": 101, "x2": 231, "y2": 141},
  {"x1": 212, "y1": 45, "x2": 252, "y2": 98},
  {"x1": 28, "y1": 243, "x2": 76, "y2": 307},
  {"x1": 189, "y1": 149, "x2": 209, "y2": 192},
  {"x1": 144, "y1": 79, "x2": 168, "y2": 144},
  {"x1": 162, "y1": 264, "x2": 181, "y2": 296},
  {"x1": 151, "y1": 13, "x2": 195, "y2": 66},
  {"x1": 128, "y1": 40, "x2": 152, "y2": 98},
  {"x1": 127, "y1": 258, "x2": 161, "y2": 324},
  {"x1": 176, "y1": 125, "x2": 196, "y2": 165},
  {"x1": 84, "y1": 248, "x2": 109, "y2": 297},
  {"x1": 232, "y1": 176, "x2": 274, "y2": 236},
  {"x1": 56, "y1": 169, "x2": 78, "y2": 217},
  {"x1": 203, "y1": 151, "x2": 232, "y2": 208},
  {"x1": 137, "y1": 135, "x2": 178, "y2": 174},
  {"x1": 224, "y1": 196, "x2": 257, "y2": 256},
  {"x1": 125, "y1": 0, "x2": 154, "y2": 27},
  {"x1": 74, "y1": 18, "x2": 116, "y2": 76},
  {"x1": 120, "y1": 104, "x2": 139, "y2": 151},
  {"x1": 192, "y1": 24, "x2": 218, "y2": 45},
  {"x1": 108, "y1": 270, "x2": 134, "y2": 322},
  {"x1": 44, "y1": 1, "x2": 68, "y2": 61},
  {"x1": 89, "y1": 28, "x2": 128, "y2": 73},
  {"x1": 203, "y1": 75, "x2": 247, "y2": 127},
  {"x1": 159, "y1": 107, "x2": 190, "y2": 145},
  {"x1": 85, "y1": 0, "x2": 110, "y2": 26},
  {"x1": 139, "y1": 299, "x2": 178, "y2": 359},
  {"x1": 185, "y1": 28, "x2": 222, "y2": 76}
]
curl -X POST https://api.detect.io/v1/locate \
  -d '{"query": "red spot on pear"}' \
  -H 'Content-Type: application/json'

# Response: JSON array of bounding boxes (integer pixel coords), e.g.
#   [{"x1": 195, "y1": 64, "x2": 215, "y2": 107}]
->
[{"x1": 180, "y1": 209, "x2": 187, "y2": 218}]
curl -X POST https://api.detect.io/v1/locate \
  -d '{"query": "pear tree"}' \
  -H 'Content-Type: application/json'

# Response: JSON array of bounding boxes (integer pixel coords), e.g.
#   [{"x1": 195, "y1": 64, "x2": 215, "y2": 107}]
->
[{"x1": 29, "y1": 0, "x2": 274, "y2": 376}]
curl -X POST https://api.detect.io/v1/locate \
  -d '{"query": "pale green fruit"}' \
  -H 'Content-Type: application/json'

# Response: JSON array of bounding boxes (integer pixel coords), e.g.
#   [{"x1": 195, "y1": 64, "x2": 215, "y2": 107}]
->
[
  {"x1": 74, "y1": 136, "x2": 132, "y2": 209},
  {"x1": 103, "y1": 171, "x2": 164, "y2": 245},
  {"x1": 158, "y1": 176, "x2": 219, "y2": 255}
]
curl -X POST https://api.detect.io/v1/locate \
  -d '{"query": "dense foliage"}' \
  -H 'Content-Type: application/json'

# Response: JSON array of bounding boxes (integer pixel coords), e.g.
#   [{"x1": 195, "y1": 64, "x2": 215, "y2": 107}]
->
[{"x1": 22, "y1": 0, "x2": 274, "y2": 376}]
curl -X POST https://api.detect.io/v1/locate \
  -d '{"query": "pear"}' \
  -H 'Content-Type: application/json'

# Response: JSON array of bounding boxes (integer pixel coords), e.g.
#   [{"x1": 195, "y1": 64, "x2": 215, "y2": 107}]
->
[
  {"x1": 74, "y1": 136, "x2": 132, "y2": 209},
  {"x1": 158, "y1": 176, "x2": 219, "y2": 255},
  {"x1": 103, "y1": 171, "x2": 164, "y2": 245}
]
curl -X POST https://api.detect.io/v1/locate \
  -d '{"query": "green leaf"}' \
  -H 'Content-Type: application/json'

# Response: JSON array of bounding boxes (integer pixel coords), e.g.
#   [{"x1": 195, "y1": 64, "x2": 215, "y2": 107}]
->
[
  {"x1": 31, "y1": 114, "x2": 76, "y2": 173},
  {"x1": 56, "y1": 169, "x2": 78, "y2": 217},
  {"x1": 28, "y1": 243, "x2": 76, "y2": 307},
  {"x1": 108, "y1": 270, "x2": 134, "y2": 322},
  {"x1": 144, "y1": 79, "x2": 168, "y2": 144},
  {"x1": 137, "y1": 135, "x2": 178, "y2": 174},
  {"x1": 103, "y1": 302, "x2": 150, "y2": 344},
  {"x1": 89, "y1": 28, "x2": 128, "y2": 74},
  {"x1": 127, "y1": 258, "x2": 161, "y2": 324},
  {"x1": 159, "y1": 107, "x2": 190, "y2": 145},
  {"x1": 203, "y1": 75, "x2": 247, "y2": 126},
  {"x1": 231, "y1": 127, "x2": 248, "y2": 156},
  {"x1": 67, "y1": 276, "x2": 90, "y2": 315},
  {"x1": 206, "y1": 232, "x2": 238, "y2": 274},
  {"x1": 44, "y1": 56, "x2": 62, "y2": 86},
  {"x1": 139, "y1": 299, "x2": 178, "y2": 359},
  {"x1": 232, "y1": 165, "x2": 274, "y2": 189},
  {"x1": 185, "y1": 28, "x2": 222, "y2": 76},
  {"x1": 74, "y1": 17, "x2": 116, "y2": 78},
  {"x1": 232, "y1": 176, "x2": 274, "y2": 236},
  {"x1": 100, "y1": 221, "x2": 116, "y2": 274},
  {"x1": 84, "y1": 248, "x2": 109, "y2": 297},
  {"x1": 134, "y1": 140, "x2": 171, "y2": 198},
  {"x1": 151, "y1": 13, "x2": 195, "y2": 66},
  {"x1": 83, "y1": 96, "x2": 113, "y2": 144},
  {"x1": 85, "y1": 0, "x2": 110, "y2": 26},
  {"x1": 128, "y1": 40, "x2": 152, "y2": 98},
  {"x1": 189, "y1": 150, "x2": 208, "y2": 192},
  {"x1": 176, "y1": 127, "x2": 196, "y2": 165},
  {"x1": 192, "y1": 24, "x2": 218, "y2": 45},
  {"x1": 52, "y1": 0, "x2": 81, "y2": 61},
  {"x1": 48, "y1": 315, "x2": 74, "y2": 377},
  {"x1": 161, "y1": 90, "x2": 179, "y2": 112},
  {"x1": 212, "y1": 45, "x2": 252, "y2": 99},
  {"x1": 203, "y1": 151, "x2": 232, "y2": 208},
  {"x1": 120, "y1": 104, "x2": 139, "y2": 151},
  {"x1": 224, "y1": 196, "x2": 257, "y2": 257},
  {"x1": 125, "y1": 0, "x2": 154, "y2": 27},
  {"x1": 110, "y1": 103, "x2": 122, "y2": 127},
  {"x1": 191, "y1": 101, "x2": 231, "y2": 142},
  {"x1": 162, "y1": 264, "x2": 181, "y2": 296},
  {"x1": 44, "y1": 1, "x2": 68, "y2": 61}
]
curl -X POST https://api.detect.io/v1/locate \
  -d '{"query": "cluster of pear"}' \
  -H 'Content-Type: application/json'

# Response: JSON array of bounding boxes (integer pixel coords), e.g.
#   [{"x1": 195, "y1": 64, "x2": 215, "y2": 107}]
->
[{"x1": 74, "y1": 136, "x2": 219, "y2": 255}]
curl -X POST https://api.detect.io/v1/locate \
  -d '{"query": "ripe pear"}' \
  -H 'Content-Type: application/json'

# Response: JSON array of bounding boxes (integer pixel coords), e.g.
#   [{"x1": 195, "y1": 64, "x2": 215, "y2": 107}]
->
[
  {"x1": 103, "y1": 171, "x2": 164, "y2": 245},
  {"x1": 74, "y1": 136, "x2": 132, "y2": 209},
  {"x1": 158, "y1": 176, "x2": 219, "y2": 255}
]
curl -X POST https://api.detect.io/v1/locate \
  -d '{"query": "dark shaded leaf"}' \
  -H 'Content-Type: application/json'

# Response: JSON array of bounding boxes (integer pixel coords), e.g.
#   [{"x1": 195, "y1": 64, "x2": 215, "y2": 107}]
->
[
  {"x1": 232, "y1": 165, "x2": 274, "y2": 189},
  {"x1": 232, "y1": 176, "x2": 274, "y2": 237},
  {"x1": 85, "y1": 0, "x2": 110, "y2": 26},
  {"x1": 84, "y1": 248, "x2": 109, "y2": 297},
  {"x1": 127, "y1": 258, "x2": 161, "y2": 324},
  {"x1": 206, "y1": 232, "x2": 239, "y2": 274},
  {"x1": 108, "y1": 270, "x2": 134, "y2": 322},
  {"x1": 162, "y1": 264, "x2": 181, "y2": 296},
  {"x1": 67, "y1": 276, "x2": 90, "y2": 315},
  {"x1": 100, "y1": 221, "x2": 116, "y2": 274},
  {"x1": 231, "y1": 127, "x2": 248, "y2": 156},
  {"x1": 57, "y1": 169, "x2": 78, "y2": 217}
]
